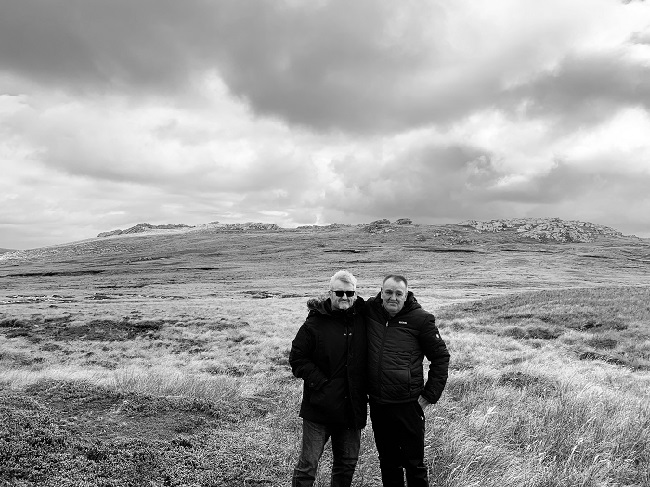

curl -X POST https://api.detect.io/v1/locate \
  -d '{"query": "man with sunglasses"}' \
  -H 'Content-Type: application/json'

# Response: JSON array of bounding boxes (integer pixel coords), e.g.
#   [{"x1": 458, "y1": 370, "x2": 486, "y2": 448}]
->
[
  {"x1": 290, "y1": 270, "x2": 367, "y2": 487},
  {"x1": 366, "y1": 274, "x2": 450, "y2": 487}
]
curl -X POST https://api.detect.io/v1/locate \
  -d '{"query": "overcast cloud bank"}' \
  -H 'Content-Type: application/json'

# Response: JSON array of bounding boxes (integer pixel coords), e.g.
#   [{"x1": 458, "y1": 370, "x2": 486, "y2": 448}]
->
[{"x1": 1, "y1": 0, "x2": 650, "y2": 249}]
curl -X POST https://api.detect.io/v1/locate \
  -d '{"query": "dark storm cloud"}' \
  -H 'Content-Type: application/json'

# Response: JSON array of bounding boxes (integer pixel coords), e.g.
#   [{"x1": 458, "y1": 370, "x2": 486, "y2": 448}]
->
[
  {"x1": 1, "y1": 1, "x2": 189, "y2": 93},
  {"x1": 0, "y1": 0, "x2": 491, "y2": 133},
  {"x1": 3, "y1": 0, "x2": 647, "y2": 134},
  {"x1": 323, "y1": 144, "x2": 496, "y2": 220},
  {"x1": 483, "y1": 162, "x2": 650, "y2": 207},
  {"x1": 210, "y1": 2, "x2": 481, "y2": 133},
  {"x1": 320, "y1": 141, "x2": 650, "y2": 225},
  {"x1": 502, "y1": 51, "x2": 650, "y2": 129}
]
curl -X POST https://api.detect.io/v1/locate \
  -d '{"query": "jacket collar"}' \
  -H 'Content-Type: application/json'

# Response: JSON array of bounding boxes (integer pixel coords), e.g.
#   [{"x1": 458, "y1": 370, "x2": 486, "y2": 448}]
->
[{"x1": 307, "y1": 296, "x2": 364, "y2": 317}]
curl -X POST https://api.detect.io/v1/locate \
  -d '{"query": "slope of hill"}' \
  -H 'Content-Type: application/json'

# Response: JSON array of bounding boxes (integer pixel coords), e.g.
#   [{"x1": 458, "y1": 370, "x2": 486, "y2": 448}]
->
[{"x1": 1, "y1": 217, "x2": 649, "y2": 309}]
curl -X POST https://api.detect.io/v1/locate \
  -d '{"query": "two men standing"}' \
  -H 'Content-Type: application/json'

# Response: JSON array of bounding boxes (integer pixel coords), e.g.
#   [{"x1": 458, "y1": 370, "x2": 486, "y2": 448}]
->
[{"x1": 290, "y1": 271, "x2": 450, "y2": 487}]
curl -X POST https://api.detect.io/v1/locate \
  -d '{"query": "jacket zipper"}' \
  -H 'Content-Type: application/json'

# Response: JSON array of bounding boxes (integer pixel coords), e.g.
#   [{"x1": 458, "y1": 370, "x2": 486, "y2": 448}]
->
[{"x1": 376, "y1": 319, "x2": 389, "y2": 397}]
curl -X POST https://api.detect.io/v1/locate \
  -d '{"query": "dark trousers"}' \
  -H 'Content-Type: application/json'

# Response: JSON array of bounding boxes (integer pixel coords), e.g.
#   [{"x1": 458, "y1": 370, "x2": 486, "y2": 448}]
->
[
  {"x1": 369, "y1": 401, "x2": 428, "y2": 487},
  {"x1": 292, "y1": 419, "x2": 362, "y2": 487}
]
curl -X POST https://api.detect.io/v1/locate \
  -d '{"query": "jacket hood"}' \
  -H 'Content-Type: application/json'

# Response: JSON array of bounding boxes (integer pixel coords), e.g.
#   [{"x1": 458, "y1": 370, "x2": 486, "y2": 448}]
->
[
  {"x1": 307, "y1": 295, "x2": 331, "y2": 315},
  {"x1": 371, "y1": 290, "x2": 421, "y2": 315},
  {"x1": 307, "y1": 295, "x2": 364, "y2": 316}
]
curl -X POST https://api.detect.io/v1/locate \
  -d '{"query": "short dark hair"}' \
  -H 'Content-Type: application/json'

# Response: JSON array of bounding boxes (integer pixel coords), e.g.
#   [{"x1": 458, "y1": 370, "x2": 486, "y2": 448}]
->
[{"x1": 382, "y1": 274, "x2": 408, "y2": 288}]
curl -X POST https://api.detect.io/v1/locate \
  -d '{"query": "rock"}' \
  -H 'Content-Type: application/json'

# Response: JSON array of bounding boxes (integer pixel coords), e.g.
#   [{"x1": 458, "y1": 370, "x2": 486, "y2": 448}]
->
[
  {"x1": 243, "y1": 223, "x2": 280, "y2": 231},
  {"x1": 215, "y1": 223, "x2": 280, "y2": 231},
  {"x1": 395, "y1": 218, "x2": 412, "y2": 225},
  {"x1": 97, "y1": 229, "x2": 123, "y2": 237},
  {"x1": 363, "y1": 219, "x2": 393, "y2": 233},
  {"x1": 296, "y1": 224, "x2": 350, "y2": 231},
  {"x1": 122, "y1": 223, "x2": 193, "y2": 234}
]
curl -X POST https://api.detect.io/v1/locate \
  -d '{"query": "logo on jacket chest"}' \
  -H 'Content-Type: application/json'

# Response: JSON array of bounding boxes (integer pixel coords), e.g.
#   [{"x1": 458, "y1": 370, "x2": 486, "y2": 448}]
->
[{"x1": 398, "y1": 321, "x2": 408, "y2": 325}]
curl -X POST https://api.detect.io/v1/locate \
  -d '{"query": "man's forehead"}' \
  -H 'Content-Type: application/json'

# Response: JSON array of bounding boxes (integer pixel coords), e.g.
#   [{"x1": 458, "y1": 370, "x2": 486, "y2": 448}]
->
[
  {"x1": 382, "y1": 279, "x2": 407, "y2": 290},
  {"x1": 332, "y1": 279, "x2": 355, "y2": 289}
]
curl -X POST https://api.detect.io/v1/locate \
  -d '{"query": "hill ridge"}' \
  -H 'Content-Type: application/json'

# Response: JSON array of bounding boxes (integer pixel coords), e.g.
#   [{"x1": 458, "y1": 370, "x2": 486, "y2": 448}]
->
[
  {"x1": 96, "y1": 217, "x2": 628, "y2": 243},
  {"x1": 0, "y1": 217, "x2": 638, "y2": 262}
]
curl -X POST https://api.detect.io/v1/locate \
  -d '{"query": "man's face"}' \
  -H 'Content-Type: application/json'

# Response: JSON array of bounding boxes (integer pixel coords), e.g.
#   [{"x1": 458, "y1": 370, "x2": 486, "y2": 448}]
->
[
  {"x1": 381, "y1": 278, "x2": 407, "y2": 316},
  {"x1": 330, "y1": 279, "x2": 356, "y2": 311}
]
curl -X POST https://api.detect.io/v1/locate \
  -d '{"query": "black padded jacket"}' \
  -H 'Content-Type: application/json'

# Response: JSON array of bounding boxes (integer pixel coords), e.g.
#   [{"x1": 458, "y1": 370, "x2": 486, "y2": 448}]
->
[
  {"x1": 289, "y1": 297, "x2": 367, "y2": 429},
  {"x1": 366, "y1": 291, "x2": 450, "y2": 405}
]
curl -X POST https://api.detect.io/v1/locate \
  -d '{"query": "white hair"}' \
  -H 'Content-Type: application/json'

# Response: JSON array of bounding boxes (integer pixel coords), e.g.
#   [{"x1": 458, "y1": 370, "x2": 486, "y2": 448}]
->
[{"x1": 330, "y1": 269, "x2": 357, "y2": 289}]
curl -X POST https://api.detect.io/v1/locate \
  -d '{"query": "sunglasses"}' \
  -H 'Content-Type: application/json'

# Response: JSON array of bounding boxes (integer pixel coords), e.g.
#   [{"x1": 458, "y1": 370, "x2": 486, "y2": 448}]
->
[{"x1": 331, "y1": 290, "x2": 356, "y2": 297}]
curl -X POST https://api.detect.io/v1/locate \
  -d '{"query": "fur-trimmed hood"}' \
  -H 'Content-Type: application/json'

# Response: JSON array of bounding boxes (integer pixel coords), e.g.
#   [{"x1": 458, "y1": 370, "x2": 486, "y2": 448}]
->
[{"x1": 306, "y1": 295, "x2": 365, "y2": 316}]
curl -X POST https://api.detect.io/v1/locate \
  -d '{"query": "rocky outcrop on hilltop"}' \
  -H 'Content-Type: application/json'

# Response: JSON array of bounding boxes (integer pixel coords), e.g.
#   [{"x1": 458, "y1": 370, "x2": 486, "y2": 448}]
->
[
  {"x1": 211, "y1": 222, "x2": 281, "y2": 232},
  {"x1": 98, "y1": 222, "x2": 283, "y2": 237},
  {"x1": 93, "y1": 217, "x2": 625, "y2": 242},
  {"x1": 296, "y1": 219, "x2": 413, "y2": 234},
  {"x1": 461, "y1": 218, "x2": 623, "y2": 243},
  {"x1": 363, "y1": 218, "x2": 413, "y2": 234},
  {"x1": 296, "y1": 223, "x2": 351, "y2": 231},
  {"x1": 97, "y1": 223, "x2": 193, "y2": 237}
]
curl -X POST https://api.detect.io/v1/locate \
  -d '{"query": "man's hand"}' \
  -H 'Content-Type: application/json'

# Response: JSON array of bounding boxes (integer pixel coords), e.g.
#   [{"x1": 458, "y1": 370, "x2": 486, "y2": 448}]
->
[{"x1": 417, "y1": 395, "x2": 431, "y2": 409}]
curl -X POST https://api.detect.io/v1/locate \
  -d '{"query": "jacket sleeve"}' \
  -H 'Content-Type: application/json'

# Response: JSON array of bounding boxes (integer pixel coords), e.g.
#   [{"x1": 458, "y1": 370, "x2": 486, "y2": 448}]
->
[
  {"x1": 419, "y1": 313, "x2": 450, "y2": 404},
  {"x1": 289, "y1": 319, "x2": 328, "y2": 390}
]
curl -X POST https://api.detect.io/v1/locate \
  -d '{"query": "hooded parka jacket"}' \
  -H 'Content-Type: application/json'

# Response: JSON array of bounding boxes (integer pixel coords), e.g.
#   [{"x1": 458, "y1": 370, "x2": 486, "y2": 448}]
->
[
  {"x1": 366, "y1": 291, "x2": 450, "y2": 405},
  {"x1": 289, "y1": 297, "x2": 367, "y2": 429}
]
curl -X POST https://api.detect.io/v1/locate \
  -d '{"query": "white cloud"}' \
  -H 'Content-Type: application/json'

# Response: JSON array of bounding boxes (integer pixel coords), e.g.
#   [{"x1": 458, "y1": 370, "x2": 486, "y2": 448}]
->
[{"x1": 558, "y1": 108, "x2": 650, "y2": 173}]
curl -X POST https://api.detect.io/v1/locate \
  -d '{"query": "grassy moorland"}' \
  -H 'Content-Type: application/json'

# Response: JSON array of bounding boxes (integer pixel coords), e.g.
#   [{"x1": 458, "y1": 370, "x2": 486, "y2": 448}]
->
[{"x1": 1, "y1": 222, "x2": 649, "y2": 486}]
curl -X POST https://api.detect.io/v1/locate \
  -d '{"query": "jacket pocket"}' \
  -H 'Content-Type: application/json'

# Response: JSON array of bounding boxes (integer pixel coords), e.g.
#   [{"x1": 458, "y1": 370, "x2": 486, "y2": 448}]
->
[
  {"x1": 309, "y1": 378, "x2": 347, "y2": 419},
  {"x1": 381, "y1": 369, "x2": 411, "y2": 400}
]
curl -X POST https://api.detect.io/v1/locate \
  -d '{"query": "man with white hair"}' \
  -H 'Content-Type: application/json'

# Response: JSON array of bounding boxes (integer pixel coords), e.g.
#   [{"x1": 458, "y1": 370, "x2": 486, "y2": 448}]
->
[{"x1": 290, "y1": 270, "x2": 367, "y2": 487}]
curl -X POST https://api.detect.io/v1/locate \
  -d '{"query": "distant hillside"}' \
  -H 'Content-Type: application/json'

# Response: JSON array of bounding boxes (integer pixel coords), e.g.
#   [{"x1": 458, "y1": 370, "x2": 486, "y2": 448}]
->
[
  {"x1": 94, "y1": 217, "x2": 632, "y2": 244},
  {"x1": 96, "y1": 221, "x2": 287, "y2": 237},
  {"x1": 0, "y1": 248, "x2": 15, "y2": 254}
]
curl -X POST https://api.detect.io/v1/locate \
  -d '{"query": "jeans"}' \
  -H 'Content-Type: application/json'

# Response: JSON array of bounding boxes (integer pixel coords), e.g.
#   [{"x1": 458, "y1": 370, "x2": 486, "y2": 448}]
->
[
  {"x1": 369, "y1": 401, "x2": 429, "y2": 487},
  {"x1": 292, "y1": 419, "x2": 361, "y2": 487}
]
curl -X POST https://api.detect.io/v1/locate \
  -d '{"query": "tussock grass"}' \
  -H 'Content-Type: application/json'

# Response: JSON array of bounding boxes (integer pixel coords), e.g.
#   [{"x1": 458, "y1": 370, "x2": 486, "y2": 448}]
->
[
  {"x1": 109, "y1": 367, "x2": 241, "y2": 403},
  {"x1": 439, "y1": 286, "x2": 650, "y2": 370},
  {"x1": 1, "y1": 285, "x2": 649, "y2": 485},
  {"x1": 429, "y1": 370, "x2": 649, "y2": 486}
]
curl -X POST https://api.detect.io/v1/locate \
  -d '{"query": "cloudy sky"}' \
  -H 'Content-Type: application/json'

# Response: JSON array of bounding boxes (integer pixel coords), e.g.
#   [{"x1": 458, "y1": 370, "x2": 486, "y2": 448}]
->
[{"x1": 1, "y1": 0, "x2": 650, "y2": 249}]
